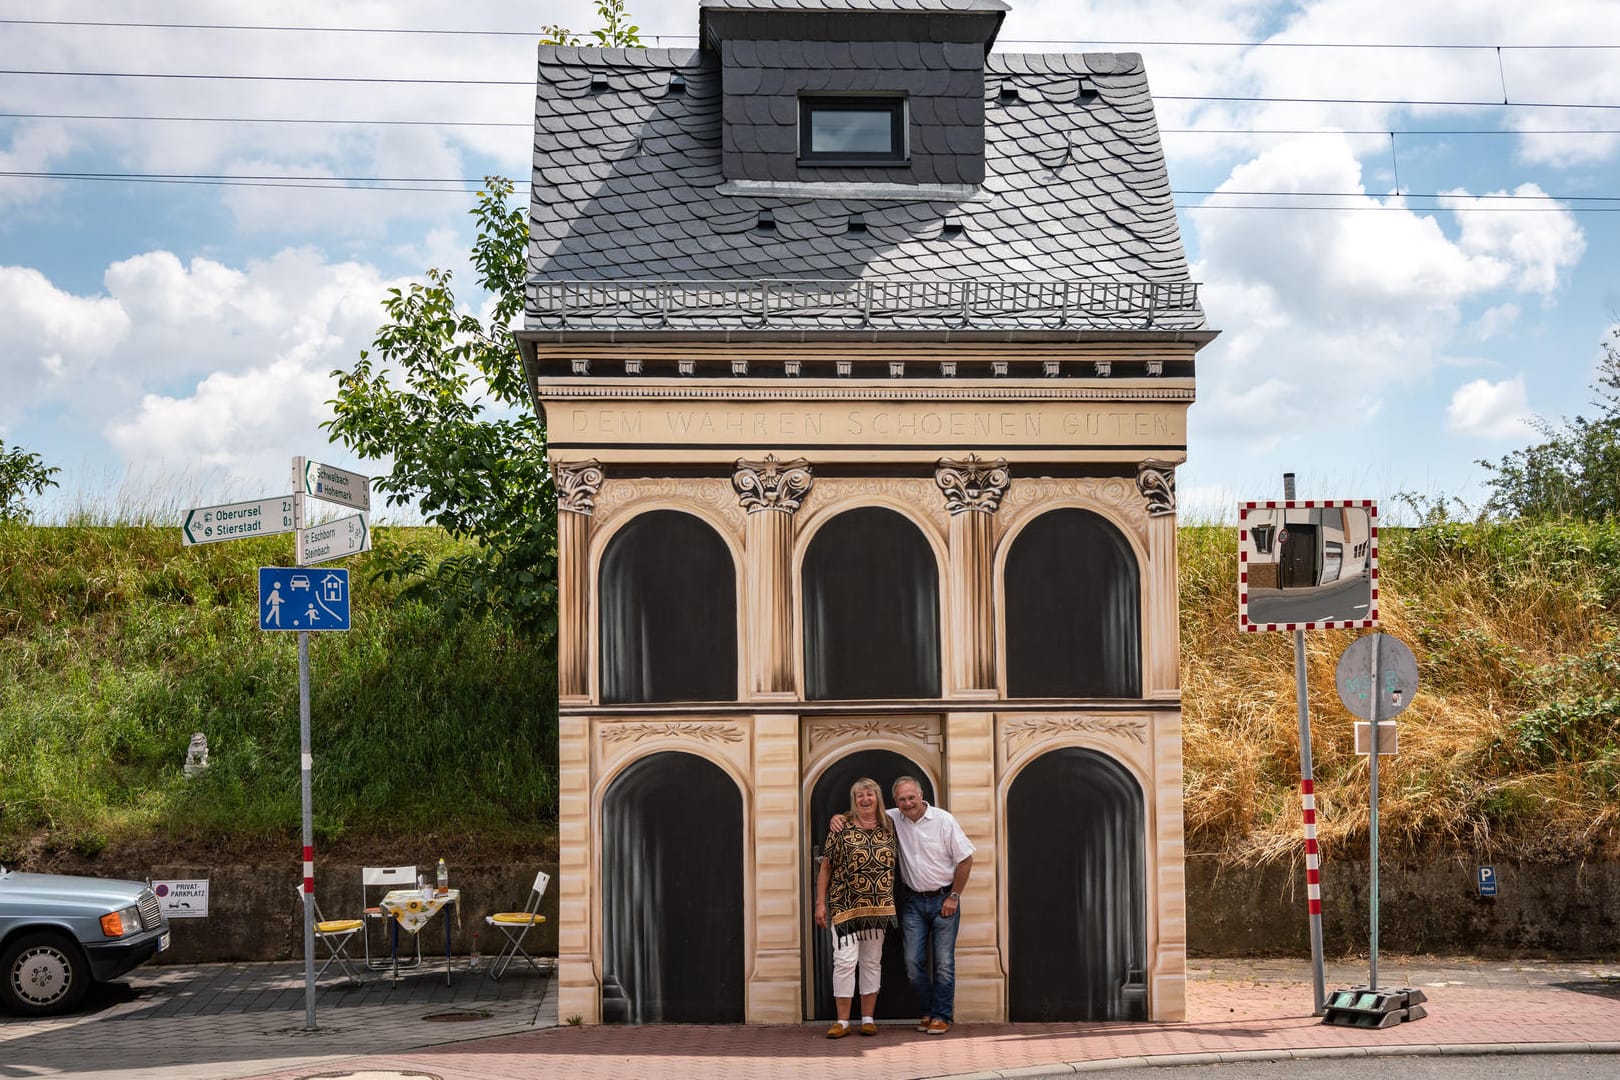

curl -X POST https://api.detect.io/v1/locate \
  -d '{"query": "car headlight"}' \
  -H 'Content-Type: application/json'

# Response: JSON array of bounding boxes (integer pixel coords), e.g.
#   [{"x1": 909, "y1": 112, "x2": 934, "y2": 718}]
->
[{"x1": 100, "y1": 904, "x2": 142, "y2": 937}]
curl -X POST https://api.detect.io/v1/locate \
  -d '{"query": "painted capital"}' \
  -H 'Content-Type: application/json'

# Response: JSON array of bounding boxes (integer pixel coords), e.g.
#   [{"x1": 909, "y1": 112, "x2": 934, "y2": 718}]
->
[
  {"x1": 935, "y1": 456, "x2": 1011, "y2": 515},
  {"x1": 733, "y1": 455, "x2": 814, "y2": 514},
  {"x1": 1137, "y1": 459, "x2": 1177, "y2": 517},
  {"x1": 555, "y1": 459, "x2": 605, "y2": 515}
]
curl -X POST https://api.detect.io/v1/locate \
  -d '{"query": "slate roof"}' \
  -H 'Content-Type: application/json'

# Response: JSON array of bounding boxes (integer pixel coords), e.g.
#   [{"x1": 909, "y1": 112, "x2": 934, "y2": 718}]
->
[{"x1": 525, "y1": 45, "x2": 1206, "y2": 334}]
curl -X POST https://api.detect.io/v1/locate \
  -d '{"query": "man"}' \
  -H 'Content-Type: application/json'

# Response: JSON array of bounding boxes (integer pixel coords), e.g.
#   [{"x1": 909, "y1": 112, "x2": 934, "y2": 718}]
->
[{"x1": 833, "y1": 775, "x2": 974, "y2": 1035}]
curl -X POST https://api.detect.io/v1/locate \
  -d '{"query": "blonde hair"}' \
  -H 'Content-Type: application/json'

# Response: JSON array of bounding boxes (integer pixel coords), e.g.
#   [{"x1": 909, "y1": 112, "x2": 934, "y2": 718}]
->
[{"x1": 844, "y1": 777, "x2": 893, "y2": 835}]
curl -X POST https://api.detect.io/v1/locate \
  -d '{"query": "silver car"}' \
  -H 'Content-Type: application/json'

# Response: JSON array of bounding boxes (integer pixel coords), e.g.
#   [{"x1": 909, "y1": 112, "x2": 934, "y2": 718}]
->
[{"x1": 0, "y1": 866, "x2": 171, "y2": 1016}]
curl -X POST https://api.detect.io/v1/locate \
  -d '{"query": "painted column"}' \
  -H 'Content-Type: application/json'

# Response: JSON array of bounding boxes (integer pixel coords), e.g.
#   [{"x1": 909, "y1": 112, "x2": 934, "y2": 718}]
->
[
  {"x1": 748, "y1": 712, "x2": 803, "y2": 1021},
  {"x1": 555, "y1": 714, "x2": 598, "y2": 1022},
  {"x1": 733, "y1": 455, "x2": 814, "y2": 698},
  {"x1": 943, "y1": 709, "x2": 1005, "y2": 1021},
  {"x1": 1137, "y1": 458, "x2": 1187, "y2": 1020},
  {"x1": 555, "y1": 459, "x2": 604, "y2": 702},
  {"x1": 1137, "y1": 459, "x2": 1180, "y2": 700},
  {"x1": 935, "y1": 456, "x2": 1010, "y2": 694}
]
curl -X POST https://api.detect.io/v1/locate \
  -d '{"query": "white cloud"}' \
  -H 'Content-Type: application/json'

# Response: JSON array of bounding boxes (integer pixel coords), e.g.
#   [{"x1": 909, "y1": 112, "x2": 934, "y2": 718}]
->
[
  {"x1": 0, "y1": 266, "x2": 131, "y2": 420},
  {"x1": 1440, "y1": 185, "x2": 1585, "y2": 294},
  {"x1": 1469, "y1": 303, "x2": 1521, "y2": 341},
  {"x1": 1446, "y1": 377, "x2": 1535, "y2": 437}
]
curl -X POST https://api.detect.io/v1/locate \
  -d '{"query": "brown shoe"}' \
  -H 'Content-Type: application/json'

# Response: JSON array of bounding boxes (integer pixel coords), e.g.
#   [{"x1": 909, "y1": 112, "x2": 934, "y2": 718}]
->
[
  {"x1": 926, "y1": 1019, "x2": 951, "y2": 1035},
  {"x1": 826, "y1": 1023, "x2": 852, "y2": 1039},
  {"x1": 915, "y1": 1017, "x2": 932, "y2": 1032},
  {"x1": 859, "y1": 1022, "x2": 878, "y2": 1036}
]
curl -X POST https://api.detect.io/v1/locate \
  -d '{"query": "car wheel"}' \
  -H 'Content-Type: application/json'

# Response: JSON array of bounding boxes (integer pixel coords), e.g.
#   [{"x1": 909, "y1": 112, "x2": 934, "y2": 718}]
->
[{"x1": 0, "y1": 932, "x2": 91, "y2": 1016}]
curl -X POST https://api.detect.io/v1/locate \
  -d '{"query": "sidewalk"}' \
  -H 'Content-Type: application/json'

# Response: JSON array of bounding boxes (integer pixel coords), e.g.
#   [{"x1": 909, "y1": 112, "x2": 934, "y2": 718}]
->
[{"x1": 3, "y1": 956, "x2": 1617, "y2": 1080}]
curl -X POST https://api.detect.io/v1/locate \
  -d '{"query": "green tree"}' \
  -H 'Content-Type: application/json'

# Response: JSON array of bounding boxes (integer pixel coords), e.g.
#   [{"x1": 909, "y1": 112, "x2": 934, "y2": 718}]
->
[
  {"x1": 0, "y1": 439, "x2": 59, "y2": 521},
  {"x1": 1480, "y1": 326, "x2": 1620, "y2": 521},
  {"x1": 325, "y1": 6, "x2": 641, "y2": 641}
]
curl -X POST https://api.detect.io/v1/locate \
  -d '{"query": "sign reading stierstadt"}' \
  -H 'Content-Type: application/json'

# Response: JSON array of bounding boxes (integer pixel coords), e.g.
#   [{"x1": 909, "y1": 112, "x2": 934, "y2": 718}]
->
[{"x1": 181, "y1": 496, "x2": 297, "y2": 546}]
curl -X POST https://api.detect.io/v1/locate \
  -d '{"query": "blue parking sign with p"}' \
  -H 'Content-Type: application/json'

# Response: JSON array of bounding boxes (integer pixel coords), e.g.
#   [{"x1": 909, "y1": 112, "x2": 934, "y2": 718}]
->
[
  {"x1": 259, "y1": 567, "x2": 350, "y2": 631},
  {"x1": 1477, "y1": 865, "x2": 1497, "y2": 896}
]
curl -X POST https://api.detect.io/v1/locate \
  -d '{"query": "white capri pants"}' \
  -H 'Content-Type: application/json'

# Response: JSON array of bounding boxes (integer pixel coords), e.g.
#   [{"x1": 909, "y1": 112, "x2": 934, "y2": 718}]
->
[{"x1": 830, "y1": 930, "x2": 885, "y2": 998}]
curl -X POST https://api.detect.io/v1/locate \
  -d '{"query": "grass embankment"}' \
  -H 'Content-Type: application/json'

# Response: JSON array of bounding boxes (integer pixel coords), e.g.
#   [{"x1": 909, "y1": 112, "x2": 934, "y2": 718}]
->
[
  {"x1": 2, "y1": 519, "x2": 1617, "y2": 867},
  {"x1": 0, "y1": 523, "x2": 556, "y2": 862},
  {"x1": 1183, "y1": 520, "x2": 1620, "y2": 865}
]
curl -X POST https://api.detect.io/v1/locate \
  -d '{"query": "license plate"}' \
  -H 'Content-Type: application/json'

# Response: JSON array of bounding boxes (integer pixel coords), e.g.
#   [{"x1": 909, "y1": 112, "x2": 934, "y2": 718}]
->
[{"x1": 159, "y1": 932, "x2": 171, "y2": 952}]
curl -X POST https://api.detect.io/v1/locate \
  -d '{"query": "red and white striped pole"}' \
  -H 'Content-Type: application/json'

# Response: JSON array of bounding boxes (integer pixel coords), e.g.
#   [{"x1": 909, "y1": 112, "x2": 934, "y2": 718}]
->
[{"x1": 1283, "y1": 473, "x2": 1327, "y2": 1015}]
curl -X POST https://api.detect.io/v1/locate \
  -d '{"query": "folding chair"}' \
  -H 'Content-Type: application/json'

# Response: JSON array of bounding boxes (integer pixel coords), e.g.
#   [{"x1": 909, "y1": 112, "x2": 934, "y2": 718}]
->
[
  {"x1": 362, "y1": 865, "x2": 422, "y2": 970},
  {"x1": 485, "y1": 870, "x2": 550, "y2": 980},
  {"x1": 301, "y1": 889, "x2": 363, "y2": 984}
]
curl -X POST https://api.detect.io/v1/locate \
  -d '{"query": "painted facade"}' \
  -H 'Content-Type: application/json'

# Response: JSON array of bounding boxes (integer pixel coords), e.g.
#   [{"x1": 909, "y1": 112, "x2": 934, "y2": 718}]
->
[{"x1": 519, "y1": 0, "x2": 1215, "y2": 1025}]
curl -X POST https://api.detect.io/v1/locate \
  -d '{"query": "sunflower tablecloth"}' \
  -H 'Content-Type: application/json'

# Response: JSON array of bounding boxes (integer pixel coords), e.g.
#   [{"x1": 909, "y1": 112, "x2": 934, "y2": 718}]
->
[{"x1": 379, "y1": 888, "x2": 460, "y2": 934}]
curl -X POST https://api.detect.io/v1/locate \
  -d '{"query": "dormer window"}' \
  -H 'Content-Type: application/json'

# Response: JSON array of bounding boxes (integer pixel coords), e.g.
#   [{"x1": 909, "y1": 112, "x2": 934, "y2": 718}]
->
[{"x1": 799, "y1": 97, "x2": 906, "y2": 164}]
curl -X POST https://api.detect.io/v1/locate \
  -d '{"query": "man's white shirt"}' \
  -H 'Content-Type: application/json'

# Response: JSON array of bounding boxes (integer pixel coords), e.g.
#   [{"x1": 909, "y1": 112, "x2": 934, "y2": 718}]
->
[{"x1": 887, "y1": 804, "x2": 974, "y2": 891}]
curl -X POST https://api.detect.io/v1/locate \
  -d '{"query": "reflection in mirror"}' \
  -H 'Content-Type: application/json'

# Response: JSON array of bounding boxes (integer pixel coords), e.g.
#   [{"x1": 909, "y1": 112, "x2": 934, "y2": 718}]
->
[{"x1": 1240, "y1": 503, "x2": 1376, "y2": 629}]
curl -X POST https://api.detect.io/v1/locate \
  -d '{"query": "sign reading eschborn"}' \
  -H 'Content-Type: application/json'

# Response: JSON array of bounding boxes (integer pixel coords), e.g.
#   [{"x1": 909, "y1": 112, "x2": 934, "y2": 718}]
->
[{"x1": 299, "y1": 512, "x2": 370, "y2": 566}]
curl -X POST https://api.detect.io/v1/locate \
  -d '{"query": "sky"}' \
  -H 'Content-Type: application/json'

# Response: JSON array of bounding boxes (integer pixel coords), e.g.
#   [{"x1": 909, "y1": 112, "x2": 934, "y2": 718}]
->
[{"x1": 3, "y1": 0, "x2": 1618, "y2": 525}]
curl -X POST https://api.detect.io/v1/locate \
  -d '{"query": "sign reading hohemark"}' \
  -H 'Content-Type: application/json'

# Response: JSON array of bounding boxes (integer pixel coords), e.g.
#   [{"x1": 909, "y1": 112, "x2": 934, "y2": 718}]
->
[
  {"x1": 182, "y1": 496, "x2": 296, "y2": 546},
  {"x1": 303, "y1": 459, "x2": 370, "y2": 512}
]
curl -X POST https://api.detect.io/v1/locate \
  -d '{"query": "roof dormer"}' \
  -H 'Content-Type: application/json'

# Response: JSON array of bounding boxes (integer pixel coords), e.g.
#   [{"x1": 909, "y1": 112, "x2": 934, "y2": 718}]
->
[{"x1": 698, "y1": 0, "x2": 1008, "y2": 186}]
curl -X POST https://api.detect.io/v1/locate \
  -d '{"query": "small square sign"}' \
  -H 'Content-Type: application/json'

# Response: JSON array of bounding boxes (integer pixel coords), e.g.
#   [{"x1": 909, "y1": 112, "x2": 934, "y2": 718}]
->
[{"x1": 152, "y1": 879, "x2": 210, "y2": 918}]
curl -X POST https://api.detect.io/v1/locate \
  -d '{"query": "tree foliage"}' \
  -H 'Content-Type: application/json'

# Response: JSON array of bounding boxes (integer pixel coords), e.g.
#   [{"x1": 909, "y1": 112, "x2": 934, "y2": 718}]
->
[
  {"x1": 541, "y1": 0, "x2": 642, "y2": 47},
  {"x1": 1481, "y1": 326, "x2": 1620, "y2": 521},
  {"x1": 325, "y1": 178, "x2": 557, "y2": 641},
  {"x1": 0, "y1": 438, "x2": 59, "y2": 521}
]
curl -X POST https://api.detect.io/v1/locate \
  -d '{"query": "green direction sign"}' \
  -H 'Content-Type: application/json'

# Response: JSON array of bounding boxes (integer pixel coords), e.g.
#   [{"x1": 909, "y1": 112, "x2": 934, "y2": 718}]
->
[
  {"x1": 303, "y1": 459, "x2": 370, "y2": 512},
  {"x1": 182, "y1": 496, "x2": 296, "y2": 546},
  {"x1": 299, "y1": 513, "x2": 370, "y2": 566}
]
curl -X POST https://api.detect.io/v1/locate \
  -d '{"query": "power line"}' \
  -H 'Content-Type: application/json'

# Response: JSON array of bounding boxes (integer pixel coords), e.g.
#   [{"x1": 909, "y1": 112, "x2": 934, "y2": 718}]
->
[
  {"x1": 5, "y1": 18, "x2": 1617, "y2": 52},
  {"x1": 3, "y1": 170, "x2": 1615, "y2": 209},
  {"x1": 3, "y1": 69, "x2": 1619, "y2": 113},
  {"x1": 7, "y1": 110, "x2": 1619, "y2": 137}
]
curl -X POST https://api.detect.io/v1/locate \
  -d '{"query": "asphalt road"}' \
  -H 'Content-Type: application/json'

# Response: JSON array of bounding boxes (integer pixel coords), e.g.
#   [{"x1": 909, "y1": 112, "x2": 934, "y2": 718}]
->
[{"x1": 1049, "y1": 1053, "x2": 1620, "y2": 1079}]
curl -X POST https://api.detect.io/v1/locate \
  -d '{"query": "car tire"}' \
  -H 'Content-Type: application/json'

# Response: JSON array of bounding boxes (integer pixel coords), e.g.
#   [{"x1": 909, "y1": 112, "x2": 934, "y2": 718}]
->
[{"x1": 1, "y1": 931, "x2": 91, "y2": 1016}]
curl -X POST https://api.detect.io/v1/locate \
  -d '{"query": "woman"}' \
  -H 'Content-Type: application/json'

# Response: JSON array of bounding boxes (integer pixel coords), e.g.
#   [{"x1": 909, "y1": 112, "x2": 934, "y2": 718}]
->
[{"x1": 814, "y1": 777, "x2": 898, "y2": 1038}]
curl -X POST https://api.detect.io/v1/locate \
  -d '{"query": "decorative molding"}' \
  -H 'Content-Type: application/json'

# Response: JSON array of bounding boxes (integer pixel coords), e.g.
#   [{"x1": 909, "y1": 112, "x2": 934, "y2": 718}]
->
[
  {"x1": 733, "y1": 455, "x2": 814, "y2": 514},
  {"x1": 1003, "y1": 715, "x2": 1149, "y2": 749},
  {"x1": 591, "y1": 476, "x2": 747, "y2": 538},
  {"x1": 554, "y1": 459, "x2": 604, "y2": 515},
  {"x1": 534, "y1": 383, "x2": 1195, "y2": 403},
  {"x1": 935, "y1": 455, "x2": 1011, "y2": 515},
  {"x1": 997, "y1": 476, "x2": 1149, "y2": 543},
  {"x1": 1137, "y1": 459, "x2": 1177, "y2": 517},
  {"x1": 808, "y1": 720, "x2": 936, "y2": 747},
  {"x1": 800, "y1": 476, "x2": 949, "y2": 539},
  {"x1": 600, "y1": 722, "x2": 745, "y2": 745}
]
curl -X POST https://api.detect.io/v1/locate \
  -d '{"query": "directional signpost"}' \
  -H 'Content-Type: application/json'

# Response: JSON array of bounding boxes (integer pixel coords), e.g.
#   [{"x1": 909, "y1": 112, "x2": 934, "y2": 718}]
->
[
  {"x1": 303, "y1": 459, "x2": 370, "y2": 513},
  {"x1": 182, "y1": 455, "x2": 371, "y2": 1032},
  {"x1": 181, "y1": 496, "x2": 295, "y2": 546},
  {"x1": 299, "y1": 513, "x2": 370, "y2": 566}
]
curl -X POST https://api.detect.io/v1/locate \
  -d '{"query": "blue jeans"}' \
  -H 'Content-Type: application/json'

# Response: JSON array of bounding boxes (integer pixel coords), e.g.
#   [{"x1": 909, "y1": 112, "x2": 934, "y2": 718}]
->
[{"x1": 899, "y1": 886, "x2": 959, "y2": 1021}]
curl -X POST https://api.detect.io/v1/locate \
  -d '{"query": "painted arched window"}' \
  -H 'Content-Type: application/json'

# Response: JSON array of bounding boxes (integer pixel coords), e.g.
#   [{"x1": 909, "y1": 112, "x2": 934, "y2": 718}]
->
[
  {"x1": 599, "y1": 510, "x2": 736, "y2": 704},
  {"x1": 1004, "y1": 508, "x2": 1140, "y2": 698},
  {"x1": 1008, "y1": 747, "x2": 1147, "y2": 1021},
  {"x1": 803, "y1": 507, "x2": 940, "y2": 700},
  {"x1": 602, "y1": 751, "x2": 745, "y2": 1023}
]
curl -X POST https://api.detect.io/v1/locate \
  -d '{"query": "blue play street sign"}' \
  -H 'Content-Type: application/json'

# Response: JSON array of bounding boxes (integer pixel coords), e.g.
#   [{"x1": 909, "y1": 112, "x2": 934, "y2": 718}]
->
[{"x1": 259, "y1": 567, "x2": 350, "y2": 632}]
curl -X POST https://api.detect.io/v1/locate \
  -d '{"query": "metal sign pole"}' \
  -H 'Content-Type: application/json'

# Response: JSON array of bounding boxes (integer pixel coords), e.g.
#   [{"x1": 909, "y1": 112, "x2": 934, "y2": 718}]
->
[
  {"x1": 1282, "y1": 473, "x2": 1327, "y2": 1014},
  {"x1": 292, "y1": 455, "x2": 317, "y2": 1032},
  {"x1": 1367, "y1": 634, "x2": 1383, "y2": 992}
]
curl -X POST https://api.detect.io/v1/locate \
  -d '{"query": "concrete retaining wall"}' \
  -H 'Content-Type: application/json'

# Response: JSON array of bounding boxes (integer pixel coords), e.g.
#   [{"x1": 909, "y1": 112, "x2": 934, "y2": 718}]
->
[
  {"x1": 38, "y1": 854, "x2": 1617, "y2": 963},
  {"x1": 1188, "y1": 856, "x2": 1620, "y2": 956}
]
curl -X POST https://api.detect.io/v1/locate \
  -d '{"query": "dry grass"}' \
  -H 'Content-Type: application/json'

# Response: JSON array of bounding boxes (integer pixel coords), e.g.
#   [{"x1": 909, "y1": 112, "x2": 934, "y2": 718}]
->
[{"x1": 1180, "y1": 521, "x2": 1620, "y2": 867}]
